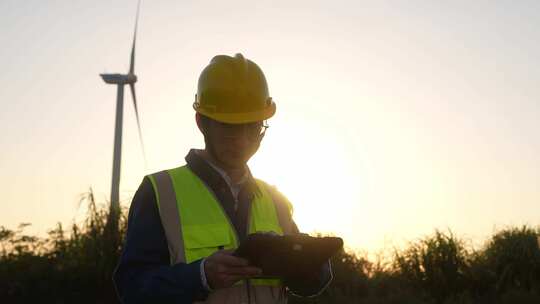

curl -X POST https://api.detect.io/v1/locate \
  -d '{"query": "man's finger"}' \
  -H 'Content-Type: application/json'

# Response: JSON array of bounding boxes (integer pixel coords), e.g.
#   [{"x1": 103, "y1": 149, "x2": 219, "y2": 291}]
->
[
  {"x1": 214, "y1": 253, "x2": 250, "y2": 267},
  {"x1": 219, "y1": 266, "x2": 262, "y2": 276},
  {"x1": 218, "y1": 249, "x2": 235, "y2": 255}
]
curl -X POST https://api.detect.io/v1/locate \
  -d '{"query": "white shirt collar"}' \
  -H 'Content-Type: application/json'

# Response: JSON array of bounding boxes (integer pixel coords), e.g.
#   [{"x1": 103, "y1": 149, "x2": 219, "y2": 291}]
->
[{"x1": 194, "y1": 149, "x2": 249, "y2": 199}]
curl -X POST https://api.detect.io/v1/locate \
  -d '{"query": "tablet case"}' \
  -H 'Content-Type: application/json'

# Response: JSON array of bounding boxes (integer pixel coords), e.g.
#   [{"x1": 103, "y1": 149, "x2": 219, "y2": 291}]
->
[{"x1": 234, "y1": 233, "x2": 343, "y2": 278}]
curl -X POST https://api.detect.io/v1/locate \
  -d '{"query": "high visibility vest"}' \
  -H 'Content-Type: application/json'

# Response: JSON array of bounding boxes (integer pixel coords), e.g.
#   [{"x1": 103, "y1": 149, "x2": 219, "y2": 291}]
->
[{"x1": 148, "y1": 165, "x2": 294, "y2": 290}]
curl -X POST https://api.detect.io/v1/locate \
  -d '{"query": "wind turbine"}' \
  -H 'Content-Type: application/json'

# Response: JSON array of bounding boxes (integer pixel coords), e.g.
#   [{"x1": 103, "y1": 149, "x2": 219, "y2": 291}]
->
[{"x1": 100, "y1": 0, "x2": 145, "y2": 244}]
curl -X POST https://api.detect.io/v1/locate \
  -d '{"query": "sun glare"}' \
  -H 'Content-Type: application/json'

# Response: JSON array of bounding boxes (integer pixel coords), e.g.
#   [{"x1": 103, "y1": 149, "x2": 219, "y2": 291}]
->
[{"x1": 250, "y1": 119, "x2": 363, "y2": 243}]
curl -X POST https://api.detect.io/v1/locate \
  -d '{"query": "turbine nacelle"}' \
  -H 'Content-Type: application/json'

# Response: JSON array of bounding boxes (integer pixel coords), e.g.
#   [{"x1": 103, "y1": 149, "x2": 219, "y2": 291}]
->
[{"x1": 100, "y1": 73, "x2": 137, "y2": 85}]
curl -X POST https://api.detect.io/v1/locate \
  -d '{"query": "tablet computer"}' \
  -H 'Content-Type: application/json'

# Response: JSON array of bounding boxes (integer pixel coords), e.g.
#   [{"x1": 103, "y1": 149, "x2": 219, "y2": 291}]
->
[{"x1": 234, "y1": 233, "x2": 343, "y2": 278}]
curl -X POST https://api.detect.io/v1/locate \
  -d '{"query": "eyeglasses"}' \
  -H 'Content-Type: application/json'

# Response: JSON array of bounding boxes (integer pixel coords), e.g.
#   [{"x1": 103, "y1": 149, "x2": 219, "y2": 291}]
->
[{"x1": 212, "y1": 121, "x2": 269, "y2": 141}]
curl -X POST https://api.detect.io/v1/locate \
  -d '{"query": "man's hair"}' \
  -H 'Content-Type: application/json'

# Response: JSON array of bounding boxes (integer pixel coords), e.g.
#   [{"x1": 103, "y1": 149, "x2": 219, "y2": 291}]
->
[{"x1": 198, "y1": 113, "x2": 212, "y2": 131}]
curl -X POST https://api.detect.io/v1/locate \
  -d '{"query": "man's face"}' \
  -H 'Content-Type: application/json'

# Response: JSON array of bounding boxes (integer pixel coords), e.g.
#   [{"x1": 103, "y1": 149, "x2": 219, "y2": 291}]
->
[{"x1": 198, "y1": 115, "x2": 266, "y2": 169}]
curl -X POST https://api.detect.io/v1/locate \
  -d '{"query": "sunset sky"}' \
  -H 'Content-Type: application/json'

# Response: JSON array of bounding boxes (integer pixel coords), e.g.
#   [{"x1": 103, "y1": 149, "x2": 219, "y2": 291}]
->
[{"x1": 1, "y1": 0, "x2": 539, "y2": 254}]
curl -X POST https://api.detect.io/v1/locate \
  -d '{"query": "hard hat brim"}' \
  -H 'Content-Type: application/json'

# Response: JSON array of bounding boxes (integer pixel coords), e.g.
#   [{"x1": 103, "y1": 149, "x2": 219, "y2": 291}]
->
[{"x1": 194, "y1": 101, "x2": 276, "y2": 124}]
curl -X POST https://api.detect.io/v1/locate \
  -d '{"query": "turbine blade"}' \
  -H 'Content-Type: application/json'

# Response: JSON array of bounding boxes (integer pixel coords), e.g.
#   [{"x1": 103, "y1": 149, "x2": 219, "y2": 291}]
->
[
  {"x1": 129, "y1": 83, "x2": 148, "y2": 169},
  {"x1": 129, "y1": 0, "x2": 141, "y2": 74}
]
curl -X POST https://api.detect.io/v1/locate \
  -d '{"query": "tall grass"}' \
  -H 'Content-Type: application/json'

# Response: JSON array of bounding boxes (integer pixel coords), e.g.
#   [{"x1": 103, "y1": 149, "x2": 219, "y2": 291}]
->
[
  {"x1": 292, "y1": 228, "x2": 540, "y2": 304},
  {"x1": 484, "y1": 226, "x2": 540, "y2": 293},
  {"x1": 1, "y1": 191, "x2": 539, "y2": 304},
  {"x1": 0, "y1": 189, "x2": 127, "y2": 303},
  {"x1": 393, "y1": 230, "x2": 470, "y2": 302}
]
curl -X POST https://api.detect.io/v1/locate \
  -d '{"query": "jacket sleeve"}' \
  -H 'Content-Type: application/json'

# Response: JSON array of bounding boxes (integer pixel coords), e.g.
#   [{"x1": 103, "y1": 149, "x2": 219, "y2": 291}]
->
[
  {"x1": 113, "y1": 177, "x2": 209, "y2": 304},
  {"x1": 266, "y1": 185, "x2": 333, "y2": 298}
]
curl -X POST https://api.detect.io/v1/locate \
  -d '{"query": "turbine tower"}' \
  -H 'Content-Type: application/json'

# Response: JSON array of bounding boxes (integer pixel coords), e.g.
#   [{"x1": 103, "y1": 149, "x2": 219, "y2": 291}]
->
[{"x1": 100, "y1": 0, "x2": 145, "y2": 245}]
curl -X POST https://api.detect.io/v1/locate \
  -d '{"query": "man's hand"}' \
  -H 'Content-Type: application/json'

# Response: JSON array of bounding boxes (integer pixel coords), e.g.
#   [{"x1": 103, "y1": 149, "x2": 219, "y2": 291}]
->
[{"x1": 204, "y1": 249, "x2": 262, "y2": 289}]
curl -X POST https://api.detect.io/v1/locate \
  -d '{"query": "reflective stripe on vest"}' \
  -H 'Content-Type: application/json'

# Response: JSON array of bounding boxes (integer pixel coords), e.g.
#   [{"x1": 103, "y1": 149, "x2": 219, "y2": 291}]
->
[
  {"x1": 148, "y1": 170, "x2": 185, "y2": 264},
  {"x1": 148, "y1": 165, "x2": 293, "y2": 287}
]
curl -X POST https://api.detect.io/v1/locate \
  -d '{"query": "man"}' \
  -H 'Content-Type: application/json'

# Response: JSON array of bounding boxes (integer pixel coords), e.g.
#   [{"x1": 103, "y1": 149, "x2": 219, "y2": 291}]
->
[{"x1": 113, "y1": 53, "x2": 332, "y2": 303}]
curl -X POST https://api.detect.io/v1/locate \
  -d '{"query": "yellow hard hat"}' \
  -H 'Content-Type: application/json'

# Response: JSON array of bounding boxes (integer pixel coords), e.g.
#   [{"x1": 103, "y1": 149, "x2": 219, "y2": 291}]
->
[{"x1": 194, "y1": 53, "x2": 276, "y2": 124}]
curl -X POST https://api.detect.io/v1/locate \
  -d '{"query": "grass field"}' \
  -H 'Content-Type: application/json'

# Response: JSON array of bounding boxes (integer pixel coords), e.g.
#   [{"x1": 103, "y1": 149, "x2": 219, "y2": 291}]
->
[{"x1": 1, "y1": 190, "x2": 539, "y2": 303}]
